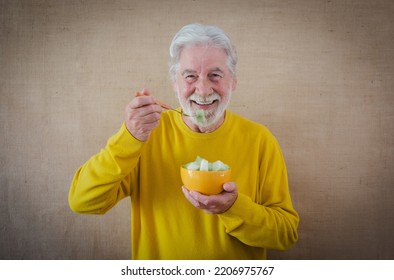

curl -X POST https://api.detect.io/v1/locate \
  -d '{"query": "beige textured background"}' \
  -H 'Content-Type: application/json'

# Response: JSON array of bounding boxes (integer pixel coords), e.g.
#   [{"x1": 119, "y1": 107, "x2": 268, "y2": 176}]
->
[{"x1": 1, "y1": 0, "x2": 393, "y2": 259}]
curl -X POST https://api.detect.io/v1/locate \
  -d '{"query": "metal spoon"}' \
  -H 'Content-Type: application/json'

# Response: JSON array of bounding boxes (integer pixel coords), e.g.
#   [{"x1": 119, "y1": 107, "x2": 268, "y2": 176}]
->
[
  {"x1": 155, "y1": 100, "x2": 191, "y2": 117},
  {"x1": 135, "y1": 91, "x2": 190, "y2": 117}
]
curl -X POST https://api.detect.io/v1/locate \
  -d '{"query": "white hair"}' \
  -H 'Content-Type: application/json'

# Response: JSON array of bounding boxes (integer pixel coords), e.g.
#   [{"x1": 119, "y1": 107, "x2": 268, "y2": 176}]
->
[{"x1": 169, "y1": 23, "x2": 237, "y2": 81}]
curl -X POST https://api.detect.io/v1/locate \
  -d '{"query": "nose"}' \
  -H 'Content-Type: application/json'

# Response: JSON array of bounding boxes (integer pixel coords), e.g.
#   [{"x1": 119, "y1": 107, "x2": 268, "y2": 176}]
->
[{"x1": 195, "y1": 77, "x2": 212, "y2": 96}]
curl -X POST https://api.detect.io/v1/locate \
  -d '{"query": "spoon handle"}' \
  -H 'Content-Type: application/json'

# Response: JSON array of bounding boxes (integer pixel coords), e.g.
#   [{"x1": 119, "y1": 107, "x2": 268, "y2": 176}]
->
[{"x1": 135, "y1": 91, "x2": 190, "y2": 117}]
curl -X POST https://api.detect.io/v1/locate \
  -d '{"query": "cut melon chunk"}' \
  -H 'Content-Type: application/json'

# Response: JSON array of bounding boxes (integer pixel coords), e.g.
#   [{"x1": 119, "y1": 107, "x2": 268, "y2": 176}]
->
[
  {"x1": 184, "y1": 156, "x2": 229, "y2": 171},
  {"x1": 195, "y1": 109, "x2": 206, "y2": 123},
  {"x1": 199, "y1": 159, "x2": 209, "y2": 171},
  {"x1": 184, "y1": 162, "x2": 200, "y2": 170},
  {"x1": 212, "y1": 160, "x2": 228, "y2": 171}
]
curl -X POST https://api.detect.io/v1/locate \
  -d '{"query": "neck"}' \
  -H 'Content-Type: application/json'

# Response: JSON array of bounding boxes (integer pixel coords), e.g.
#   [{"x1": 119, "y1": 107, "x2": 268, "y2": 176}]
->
[{"x1": 182, "y1": 112, "x2": 226, "y2": 133}]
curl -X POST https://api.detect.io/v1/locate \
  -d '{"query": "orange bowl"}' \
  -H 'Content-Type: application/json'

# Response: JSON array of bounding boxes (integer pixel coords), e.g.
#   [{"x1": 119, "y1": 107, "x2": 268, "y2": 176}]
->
[{"x1": 180, "y1": 166, "x2": 231, "y2": 195}]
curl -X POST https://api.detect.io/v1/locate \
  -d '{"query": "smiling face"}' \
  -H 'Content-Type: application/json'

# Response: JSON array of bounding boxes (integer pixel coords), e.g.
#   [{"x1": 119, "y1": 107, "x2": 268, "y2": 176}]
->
[{"x1": 173, "y1": 44, "x2": 237, "y2": 132}]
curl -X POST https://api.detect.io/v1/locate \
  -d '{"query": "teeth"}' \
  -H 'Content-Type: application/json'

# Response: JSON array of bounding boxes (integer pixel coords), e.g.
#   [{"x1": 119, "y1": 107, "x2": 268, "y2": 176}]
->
[
  {"x1": 195, "y1": 101, "x2": 214, "y2": 105},
  {"x1": 189, "y1": 93, "x2": 220, "y2": 105}
]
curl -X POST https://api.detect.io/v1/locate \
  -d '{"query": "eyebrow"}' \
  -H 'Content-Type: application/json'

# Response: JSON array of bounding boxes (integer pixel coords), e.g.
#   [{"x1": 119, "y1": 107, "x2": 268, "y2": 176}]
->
[
  {"x1": 180, "y1": 67, "x2": 225, "y2": 76},
  {"x1": 210, "y1": 67, "x2": 224, "y2": 73},
  {"x1": 181, "y1": 69, "x2": 197, "y2": 76}
]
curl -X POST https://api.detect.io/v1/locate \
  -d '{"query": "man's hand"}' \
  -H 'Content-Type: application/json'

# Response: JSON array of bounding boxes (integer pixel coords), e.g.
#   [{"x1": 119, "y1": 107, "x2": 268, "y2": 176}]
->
[
  {"x1": 125, "y1": 88, "x2": 163, "y2": 141},
  {"x1": 181, "y1": 182, "x2": 238, "y2": 214}
]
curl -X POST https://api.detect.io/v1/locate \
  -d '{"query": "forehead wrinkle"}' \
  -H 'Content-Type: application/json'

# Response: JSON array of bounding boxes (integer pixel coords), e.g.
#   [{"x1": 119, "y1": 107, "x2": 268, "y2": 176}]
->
[
  {"x1": 180, "y1": 67, "x2": 224, "y2": 77},
  {"x1": 210, "y1": 67, "x2": 224, "y2": 73},
  {"x1": 181, "y1": 69, "x2": 197, "y2": 76},
  {"x1": 178, "y1": 45, "x2": 229, "y2": 75}
]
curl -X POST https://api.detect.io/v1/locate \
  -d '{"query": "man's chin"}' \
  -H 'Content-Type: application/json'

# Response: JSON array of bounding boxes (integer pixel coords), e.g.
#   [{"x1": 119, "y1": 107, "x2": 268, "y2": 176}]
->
[{"x1": 195, "y1": 111, "x2": 225, "y2": 128}]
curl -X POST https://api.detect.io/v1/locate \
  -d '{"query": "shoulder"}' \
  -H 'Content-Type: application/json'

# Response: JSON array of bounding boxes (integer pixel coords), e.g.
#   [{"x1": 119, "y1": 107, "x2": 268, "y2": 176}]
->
[
  {"x1": 227, "y1": 111, "x2": 287, "y2": 164},
  {"x1": 226, "y1": 111, "x2": 283, "y2": 154},
  {"x1": 227, "y1": 110, "x2": 274, "y2": 138}
]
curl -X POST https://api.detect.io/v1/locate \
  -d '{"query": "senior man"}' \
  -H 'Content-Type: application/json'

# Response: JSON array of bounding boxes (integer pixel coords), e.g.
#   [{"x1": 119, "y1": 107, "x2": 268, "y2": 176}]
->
[{"x1": 69, "y1": 23, "x2": 299, "y2": 259}]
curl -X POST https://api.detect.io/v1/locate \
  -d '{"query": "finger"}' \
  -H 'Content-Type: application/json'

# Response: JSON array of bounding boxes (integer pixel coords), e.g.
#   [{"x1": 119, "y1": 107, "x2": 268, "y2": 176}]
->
[
  {"x1": 130, "y1": 95, "x2": 158, "y2": 109},
  {"x1": 136, "y1": 89, "x2": 174, "y2": 111},
  {"x1": 134, "y1": 108, "x2": 163, "y2": 122},
  {"x1": 223, "y1": 182, "x2": 237, "y2": 193},
  {"x1": 135, "y1": 88, "x2": 151, "y2": 97},
  {"x1": 126, "y1": 101, "x2": 163, "y2": 120},
  {"x1": 182, "y1": 187, "x2": 201, "y2": 208},
  {"x1": 189, "y1": 191, "x2": 210, "y2": 206},
  {"x1": 153, "y1": 98, "x2": 173, "y2": 110},
  {"x1": 124, "y1": 103, "x2": 162, "y2": 141}
]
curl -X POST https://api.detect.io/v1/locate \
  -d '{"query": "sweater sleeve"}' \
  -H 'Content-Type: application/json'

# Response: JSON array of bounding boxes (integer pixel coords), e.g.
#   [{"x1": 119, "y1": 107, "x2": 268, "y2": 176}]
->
[
  {"x1": 68, "y1": 123, "x2": 143, "y2": 214},
  {"x1": 218, "y1": 136, "x2": 299, "y2": 251}
]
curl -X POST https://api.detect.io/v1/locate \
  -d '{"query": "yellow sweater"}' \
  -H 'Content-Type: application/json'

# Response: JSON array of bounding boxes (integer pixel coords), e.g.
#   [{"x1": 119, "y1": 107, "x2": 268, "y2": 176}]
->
[{"x1": 69, "y1": 110, "x2": 299, "y2": 259}]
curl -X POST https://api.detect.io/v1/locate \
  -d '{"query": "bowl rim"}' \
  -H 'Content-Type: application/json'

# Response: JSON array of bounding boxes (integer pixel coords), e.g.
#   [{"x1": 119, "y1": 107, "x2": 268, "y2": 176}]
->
[{"x1": 180, "y1": 165, "x2": 231, "y2": 173}]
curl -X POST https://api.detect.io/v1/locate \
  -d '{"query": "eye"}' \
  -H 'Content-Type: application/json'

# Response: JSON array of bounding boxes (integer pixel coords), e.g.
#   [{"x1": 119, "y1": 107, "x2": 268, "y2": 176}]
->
[
  {"x1": 184, "y1": 74, "x2": 197, "y2": 82},
  {"x1": 209, "y1": 73, "x2": 223, "y2": 81}
]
